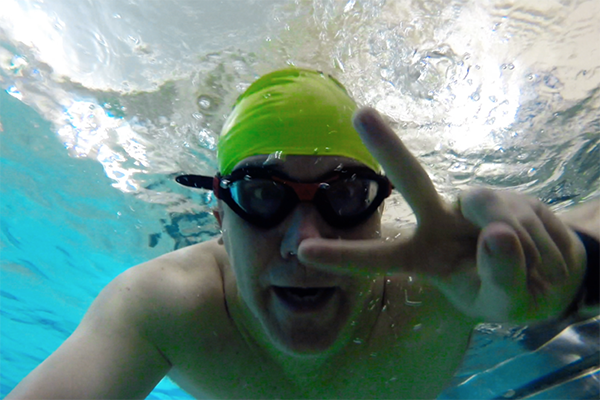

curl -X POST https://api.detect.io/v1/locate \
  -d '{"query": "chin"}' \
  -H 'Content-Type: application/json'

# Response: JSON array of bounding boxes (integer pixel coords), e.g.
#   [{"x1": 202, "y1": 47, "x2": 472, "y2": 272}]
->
[
  {"x1": 268, "y1": 325, "x2": 341, "y2": 357},
  {"x1": 263, "y1": 302, "x2": 352, "y2": 358}
]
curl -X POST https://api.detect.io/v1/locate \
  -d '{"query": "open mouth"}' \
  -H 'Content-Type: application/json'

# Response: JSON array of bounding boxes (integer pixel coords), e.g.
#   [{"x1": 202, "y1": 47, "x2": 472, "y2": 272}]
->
[{"x1": 272, "y1": 286, "x2": 337, "y2": 312}]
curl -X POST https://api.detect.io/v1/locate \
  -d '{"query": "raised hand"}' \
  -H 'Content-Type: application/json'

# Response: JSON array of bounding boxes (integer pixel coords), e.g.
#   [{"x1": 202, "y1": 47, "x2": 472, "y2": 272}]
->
[{"x1": 298, "y1": 107, "x2": 587, "y2": 323}]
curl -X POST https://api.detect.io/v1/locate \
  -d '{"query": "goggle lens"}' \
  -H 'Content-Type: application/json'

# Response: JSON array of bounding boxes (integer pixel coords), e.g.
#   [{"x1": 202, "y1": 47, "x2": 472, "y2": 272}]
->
[
  {"x1": 176, "y1": 167, "x2": 392, "y2": 229},
  {"x1": 326, "y1": 178, "x2": 380, "y2": 217},
  {"x1": 230, "y1": 179, "x2": 287, "y2": 218},
  {"x1": 224, "y1": 168, "x2": 391, "y2": 228}
]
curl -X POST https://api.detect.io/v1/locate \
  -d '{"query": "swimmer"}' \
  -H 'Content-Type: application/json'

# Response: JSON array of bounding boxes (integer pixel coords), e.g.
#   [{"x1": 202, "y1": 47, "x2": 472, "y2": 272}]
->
[{"x1": 7, "y1": 68, "x2": 599, "y2": 399}]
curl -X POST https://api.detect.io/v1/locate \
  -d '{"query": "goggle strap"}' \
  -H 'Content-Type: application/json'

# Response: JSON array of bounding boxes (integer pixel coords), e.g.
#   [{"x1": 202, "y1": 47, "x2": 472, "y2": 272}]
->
[{"x1": 175, "y1": 174, "x2": 213, "y2": 190}]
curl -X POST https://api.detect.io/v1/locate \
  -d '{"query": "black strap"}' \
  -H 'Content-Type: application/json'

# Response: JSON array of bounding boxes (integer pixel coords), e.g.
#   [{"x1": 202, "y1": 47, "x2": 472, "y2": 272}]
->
[
  {"x1": 176, "y1": 174, "x2": 214, "y2": 190},
  {"x1": 575, "y1": 230, "x2": 599, "y2": 307}
]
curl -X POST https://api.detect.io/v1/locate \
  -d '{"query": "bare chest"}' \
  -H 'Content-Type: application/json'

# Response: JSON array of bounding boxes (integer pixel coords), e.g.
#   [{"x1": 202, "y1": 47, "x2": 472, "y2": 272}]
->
[
  {"x1": 164, "y1": 284, "x2": 473, "y2": 399},
  {"x1": 167, "y1": 331, "x2": 469, "y2": 399}
]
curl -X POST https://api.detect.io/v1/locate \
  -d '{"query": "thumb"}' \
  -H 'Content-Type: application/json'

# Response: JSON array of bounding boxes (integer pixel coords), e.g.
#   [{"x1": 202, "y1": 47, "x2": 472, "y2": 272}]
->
[{"x1": 475, "y1": 222, "x2": 529, "y2": 321}]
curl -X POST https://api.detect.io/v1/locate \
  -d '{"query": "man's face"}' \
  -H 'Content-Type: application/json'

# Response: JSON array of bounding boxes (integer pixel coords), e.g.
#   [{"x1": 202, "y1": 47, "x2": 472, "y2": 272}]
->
[{"x1": 219, "y1": 155, "x2": 384, "y2": 356}]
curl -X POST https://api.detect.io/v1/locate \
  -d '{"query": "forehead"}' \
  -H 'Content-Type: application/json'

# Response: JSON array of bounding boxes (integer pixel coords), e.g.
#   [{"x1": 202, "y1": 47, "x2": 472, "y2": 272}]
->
[{"x1": 233, "y1": 155, "x2": 368, "y2": 180}]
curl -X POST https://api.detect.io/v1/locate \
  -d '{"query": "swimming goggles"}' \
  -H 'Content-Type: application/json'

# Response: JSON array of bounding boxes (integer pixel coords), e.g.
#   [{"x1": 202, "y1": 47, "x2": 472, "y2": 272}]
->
[{"x1": 176, "y1": 167, "x2": 392, "y2": 229}]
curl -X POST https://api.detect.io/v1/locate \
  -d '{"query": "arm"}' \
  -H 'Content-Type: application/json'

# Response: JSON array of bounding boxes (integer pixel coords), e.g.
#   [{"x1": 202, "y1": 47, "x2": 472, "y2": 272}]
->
[
  {"x1": 559, "y1": 198, "x2": 600, "y2": 312},
  {"x1": 6, "y1": 267, "x2": 172, "y2": 400},
  {"x1": 558, "y1": 198, "x2": 600, "y2": 241}
]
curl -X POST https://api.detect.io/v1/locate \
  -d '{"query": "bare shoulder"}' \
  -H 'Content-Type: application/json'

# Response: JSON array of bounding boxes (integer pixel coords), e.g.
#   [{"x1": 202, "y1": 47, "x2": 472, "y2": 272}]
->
[
  {"x1": 121, "y1": 237, "x2": 226, "y2": 301},
  {"x1": 92, "y1": 238, "x2": 230, "y2": 350},
  {"x1": 5, "y1": 239, "x2": 229, "y2": 399}
]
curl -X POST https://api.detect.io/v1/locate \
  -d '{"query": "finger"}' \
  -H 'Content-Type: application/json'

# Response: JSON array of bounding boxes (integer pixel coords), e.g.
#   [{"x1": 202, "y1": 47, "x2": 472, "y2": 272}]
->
[
  {"x1": 460, "y1": 189, "x2": 543, "y2": 276},
  {"x1": 519, "y1": 210, "x2": 568, "y2": 284},
  {"x1": 534, "y1": 202, "x2": 578, "y2": 275},
  {"x1": 353, "y1": 107, "x2": 445, "y2": 225},
  {"x1": 476, "y1": 222, "x2": 529, "y2": 321},
  {"x1": 297, "y1": 237, "x2": 415, "y2": 275},
  {"x1": 478, "y1": 223, "x2": 527, "y2": 288},
  {"x1": 488, "y1": 195, "x2": 567, "y2": 284}
]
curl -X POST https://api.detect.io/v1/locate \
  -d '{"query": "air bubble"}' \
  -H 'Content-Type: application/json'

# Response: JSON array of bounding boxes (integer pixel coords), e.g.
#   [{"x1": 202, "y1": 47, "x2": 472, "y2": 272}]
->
[
  {"x1": 404, "y1": 289, "x2": 422, "y2": 306},
  {"x1": 264, "y1": 151, "x2": 284, "y2": 164},
  {"x1": 198, "y1": 95, "x2": 213, "y2": 110}
]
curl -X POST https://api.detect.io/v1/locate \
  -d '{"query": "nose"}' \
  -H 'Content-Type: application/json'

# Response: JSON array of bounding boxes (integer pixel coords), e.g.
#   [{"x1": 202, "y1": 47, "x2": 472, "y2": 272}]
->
[{"x1": 280, "y1": 203, "x2": 324, "y2": 259}]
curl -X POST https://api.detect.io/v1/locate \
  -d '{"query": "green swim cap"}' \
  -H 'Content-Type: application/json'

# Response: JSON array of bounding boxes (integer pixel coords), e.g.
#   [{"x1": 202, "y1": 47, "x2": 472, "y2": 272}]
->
[{"x1": 217, "y1": 68, "x2": 380, "y2": 175}]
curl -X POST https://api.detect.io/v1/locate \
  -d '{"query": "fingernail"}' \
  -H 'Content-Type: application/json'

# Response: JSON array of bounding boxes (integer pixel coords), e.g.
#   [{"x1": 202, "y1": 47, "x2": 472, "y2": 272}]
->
[
  {"x1": 484, "y1": 239, "x2": 493, "y2": 256},
  {"x1": 485, "y1": 233, "x2": 518, "y2": 257}
]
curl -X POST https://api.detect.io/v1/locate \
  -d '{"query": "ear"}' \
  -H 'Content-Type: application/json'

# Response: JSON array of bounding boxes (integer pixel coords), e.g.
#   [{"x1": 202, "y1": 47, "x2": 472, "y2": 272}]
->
[
  {"x1": 378, "y1": 200, "x2": 385, "y2": 214},
  {"x1": 213, "y1": 208, "x2": 223, "y2": 228},
  {"x1": 213, "y1": 204, "x2": 225, "y2": 245}
]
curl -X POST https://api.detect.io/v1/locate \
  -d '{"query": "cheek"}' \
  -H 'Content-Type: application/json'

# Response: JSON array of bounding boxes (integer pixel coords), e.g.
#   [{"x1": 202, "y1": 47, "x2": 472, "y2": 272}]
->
[
  {"x1": 221, "y1": 209, "x2": 281, "y2": 276},
  {"x1": 222, "y1": 205, "x2": 284, "y2": 245}
]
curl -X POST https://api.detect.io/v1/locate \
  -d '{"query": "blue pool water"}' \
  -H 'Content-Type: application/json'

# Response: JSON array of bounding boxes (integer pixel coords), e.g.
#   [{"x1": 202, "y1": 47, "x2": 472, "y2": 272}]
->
[{"x1": 0, "y1": 90, "x2": 199, "y2": 399}]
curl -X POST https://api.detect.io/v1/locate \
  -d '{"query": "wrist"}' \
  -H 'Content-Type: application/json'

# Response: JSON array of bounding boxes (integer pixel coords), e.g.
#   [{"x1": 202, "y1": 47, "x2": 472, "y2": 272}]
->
[{"x1": 563, "y1": 230, "x2": 599, "y2": 316}]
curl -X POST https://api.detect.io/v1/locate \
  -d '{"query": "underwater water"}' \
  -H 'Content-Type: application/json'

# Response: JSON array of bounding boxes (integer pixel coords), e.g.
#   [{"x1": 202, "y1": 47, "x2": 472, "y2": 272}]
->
[{"x1": 1, "y1": 0, "x2": 599, "y2": 398}]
